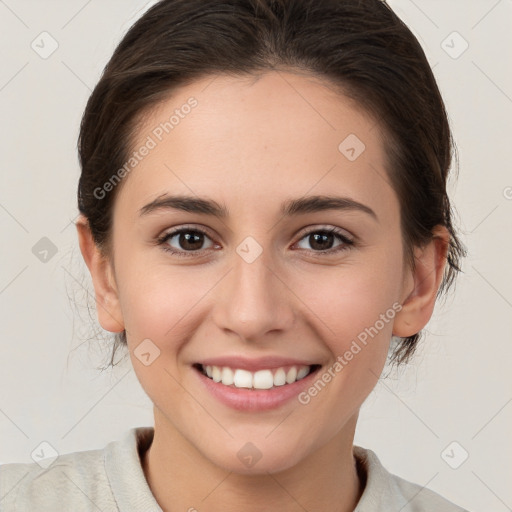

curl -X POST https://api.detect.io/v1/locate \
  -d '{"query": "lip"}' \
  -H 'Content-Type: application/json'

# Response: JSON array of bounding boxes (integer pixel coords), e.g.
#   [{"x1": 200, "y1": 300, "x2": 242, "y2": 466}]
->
[
  {"x1": 196, "y1": 355, "x2": 319, "y2": 372},
  {"x1": 193, "y1": 362, "x2": 322, "y2": 412}
]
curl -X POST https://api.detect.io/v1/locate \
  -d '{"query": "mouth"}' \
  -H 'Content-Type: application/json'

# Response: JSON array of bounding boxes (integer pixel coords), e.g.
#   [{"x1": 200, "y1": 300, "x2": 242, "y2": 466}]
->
[{"x1": 193, "y1": 363, "x2": 321, "y2": 390}]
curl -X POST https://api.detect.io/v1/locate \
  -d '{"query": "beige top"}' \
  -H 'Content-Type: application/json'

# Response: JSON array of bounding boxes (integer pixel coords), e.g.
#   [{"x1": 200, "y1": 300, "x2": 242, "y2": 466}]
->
[{"x1": 0, "y1": 426, "x2": 469, "y2": 511}]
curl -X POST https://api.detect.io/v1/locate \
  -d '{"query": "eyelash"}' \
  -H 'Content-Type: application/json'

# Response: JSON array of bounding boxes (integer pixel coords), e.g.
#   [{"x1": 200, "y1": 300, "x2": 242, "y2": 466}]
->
[{"x1": 156, "y1": 224, "x2": 355, "y2": 259}]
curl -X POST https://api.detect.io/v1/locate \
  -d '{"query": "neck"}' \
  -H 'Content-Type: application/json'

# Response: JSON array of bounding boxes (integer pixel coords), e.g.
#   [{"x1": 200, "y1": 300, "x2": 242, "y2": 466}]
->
[{"x1": 142, "y1": 409, "x2": 363, "y2": 512}]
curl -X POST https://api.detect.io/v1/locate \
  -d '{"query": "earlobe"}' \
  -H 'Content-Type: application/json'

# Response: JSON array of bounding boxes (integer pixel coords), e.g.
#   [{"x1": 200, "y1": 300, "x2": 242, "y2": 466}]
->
[
  {"x1": 392, "y1": 225, "x2": 450, "y2": 338},
  {"x1": 75, "y1": 215, "x2": 125, "y2": 333}
]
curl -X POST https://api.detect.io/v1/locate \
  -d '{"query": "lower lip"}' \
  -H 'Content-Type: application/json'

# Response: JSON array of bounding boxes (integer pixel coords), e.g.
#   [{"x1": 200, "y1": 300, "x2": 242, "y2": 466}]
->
[{"x1": 194, "y1": 366, "x2": 321, "y2": 411}]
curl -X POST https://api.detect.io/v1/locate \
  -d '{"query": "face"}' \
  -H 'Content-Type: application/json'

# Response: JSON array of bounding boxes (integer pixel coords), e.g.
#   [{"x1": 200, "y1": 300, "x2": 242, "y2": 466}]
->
[{"x1": 93, "y1": 71, "x2": 416, "y2": 473}]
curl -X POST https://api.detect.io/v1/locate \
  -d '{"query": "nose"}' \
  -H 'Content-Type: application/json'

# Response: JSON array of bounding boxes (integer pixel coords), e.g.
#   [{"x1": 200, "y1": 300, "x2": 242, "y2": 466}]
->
[{"x1": 211, "y1": 246, "x2": 296, "y2": 343}]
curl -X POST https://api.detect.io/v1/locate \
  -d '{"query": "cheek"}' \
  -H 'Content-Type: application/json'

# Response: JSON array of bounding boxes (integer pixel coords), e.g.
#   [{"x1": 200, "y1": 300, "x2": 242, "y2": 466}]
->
[
  {"x1": 292, "y1": 256, "x2": 401, "y2": 351},
  {"x1": 117, "y1": 267, "x2": 205, "y2": 400},
  {"x1": 292, "y1": 265, "x2": 399, "y2": 426},
  {"x1": 115, "y1": 262, "x2": 216, "y2": 350}
]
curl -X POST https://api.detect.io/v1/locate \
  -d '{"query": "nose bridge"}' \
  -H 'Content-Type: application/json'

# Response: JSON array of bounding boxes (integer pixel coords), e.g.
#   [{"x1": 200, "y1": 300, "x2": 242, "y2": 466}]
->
[{"x1": 213, "y1": 239, "x2": 295, "y2": 341}]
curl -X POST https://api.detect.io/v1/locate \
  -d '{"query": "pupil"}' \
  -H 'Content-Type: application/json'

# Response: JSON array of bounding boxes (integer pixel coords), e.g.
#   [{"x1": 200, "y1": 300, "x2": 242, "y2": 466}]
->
[
  {"x1": 310, "y1": 232, "x2": 333, "y2": 251},
  {"x1": 181, "y1": 232, "x2": 203, "y2": 250}
]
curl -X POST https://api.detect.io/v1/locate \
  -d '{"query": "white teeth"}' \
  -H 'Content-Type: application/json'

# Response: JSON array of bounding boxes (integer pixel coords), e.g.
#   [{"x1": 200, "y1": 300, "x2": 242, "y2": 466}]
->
[
  {"x1": 212, "y1": 366, "x2": 222, "y2": 383},
  {"x1": 221, "y1": 367, "x2": 234, "y2": 386},
  {"x1": 273, "y1": 368, "x2": 286, "y2": 386},
  {"x1": 296, "y1": 366, "x2": 309, "y2": 380},
  {"x1": 253, "y1": 370, "x2": 274, "y2": 390},
  {"x1": 286, "y1": 367, "x2": 297, "y2": 384},
  {"x1": 233, "y1": 369, "x2": 253, "y2": 388},
  {"x1": 201, "y1": 364, "x2": 313, "y2": 389}
]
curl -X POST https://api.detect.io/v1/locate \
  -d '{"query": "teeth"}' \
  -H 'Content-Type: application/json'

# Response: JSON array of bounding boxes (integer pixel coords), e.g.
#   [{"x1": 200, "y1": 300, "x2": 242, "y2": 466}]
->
[
  {"x1": 212, "y1": 366, "x2": 222, "y2": 383},
  {"x1": 286, "y1": 367, "x2": 297, "y2": 384},
  {"x1": 296, "y1": 366, "x2": 309, "y2": 380},
  {"x1": 233, "y1": 369, "x2": 253, "y2": 388},
  {"x1": 221, "y1": 367, "x2": 234, "y2": 386},
  {"x1": 273, "y1": 368, "x2": 286, "y2": 386},
  {"x1": 201, "y1": 364, "x2": 313, "y2": 389},
  {"x1": 253, "y1": 370, "x2": 274, "y2": 390}
]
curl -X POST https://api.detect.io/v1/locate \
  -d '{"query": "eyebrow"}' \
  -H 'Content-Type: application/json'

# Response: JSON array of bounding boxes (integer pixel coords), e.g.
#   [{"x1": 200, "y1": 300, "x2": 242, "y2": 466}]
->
[{"x1": 139, "y1": 194, "x2": 378, "y2": 221}]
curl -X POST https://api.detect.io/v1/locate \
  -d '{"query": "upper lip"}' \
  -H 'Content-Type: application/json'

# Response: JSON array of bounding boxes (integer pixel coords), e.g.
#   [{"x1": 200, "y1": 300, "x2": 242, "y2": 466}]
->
[{"x1": 195, "y1": 355, "x2": 320, "y2": 372}]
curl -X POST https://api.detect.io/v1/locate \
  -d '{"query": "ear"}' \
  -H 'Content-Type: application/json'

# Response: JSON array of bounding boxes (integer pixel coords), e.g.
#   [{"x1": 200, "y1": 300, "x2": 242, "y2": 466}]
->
[
  {"x1": 393, "y1": 225, "x2": 450, "y2": 338},
  {"x1": 75, "y1": 215, "x2": 125, "y2": 333}
]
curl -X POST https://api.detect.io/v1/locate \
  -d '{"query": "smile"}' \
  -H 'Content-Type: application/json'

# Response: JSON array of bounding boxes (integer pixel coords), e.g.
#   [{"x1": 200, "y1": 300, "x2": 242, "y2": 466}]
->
[{"x1": 195, "y1": 363, "x2": 320, "y2": 390}]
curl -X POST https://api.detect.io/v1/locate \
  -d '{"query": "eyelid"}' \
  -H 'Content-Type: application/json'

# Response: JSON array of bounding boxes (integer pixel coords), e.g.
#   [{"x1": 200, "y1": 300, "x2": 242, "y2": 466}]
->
[
  {"x1": 158, "y1": 223, "x2": 215, "y2": 239},
  {"x1": 294, "y1": 224, "x2": 353, "y2": 242}
]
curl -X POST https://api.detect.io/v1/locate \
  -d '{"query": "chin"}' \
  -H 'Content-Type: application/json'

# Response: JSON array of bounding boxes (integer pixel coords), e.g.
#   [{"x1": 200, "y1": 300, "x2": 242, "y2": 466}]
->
[{"x1": 201, "y1": 437, "x2": 311, "y2": 476}]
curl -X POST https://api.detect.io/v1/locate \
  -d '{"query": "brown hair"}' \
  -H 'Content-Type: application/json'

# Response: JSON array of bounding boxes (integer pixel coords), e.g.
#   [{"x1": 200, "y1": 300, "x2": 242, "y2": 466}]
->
[{"x1": 77, "y1": 0, "x2": 467, "y2": 367}]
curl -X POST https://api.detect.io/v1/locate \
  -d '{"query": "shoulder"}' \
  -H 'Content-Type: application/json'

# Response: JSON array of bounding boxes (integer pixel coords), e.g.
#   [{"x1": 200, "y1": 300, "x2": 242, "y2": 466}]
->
[
  {"x1": 353, "y1": 445, "x2": 470, "y2": 512},
  {"x1": 0, "y1": 442, "x2": 116, "y2": 512},
  {"x1": 391, "y1": 472, "x2": 469, "y2": 511},
  {"x1": 1, "y1": 426, "x2": 159, "y2": 512}
]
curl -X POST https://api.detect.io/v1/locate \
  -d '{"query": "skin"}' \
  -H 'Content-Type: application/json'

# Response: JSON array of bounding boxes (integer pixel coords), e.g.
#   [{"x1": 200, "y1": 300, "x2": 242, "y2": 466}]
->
[{"x1": 77, "y1": 70, "x2": 449, "y2": 512}]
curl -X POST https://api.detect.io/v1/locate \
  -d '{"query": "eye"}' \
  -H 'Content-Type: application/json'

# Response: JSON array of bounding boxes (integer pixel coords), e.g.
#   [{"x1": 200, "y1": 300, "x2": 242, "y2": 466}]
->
[
  {"x1": 294, "y1": 226, "x2": 354, "y2": 255},
  {"x1": 156, "y1": 225, "x2": 354, "y2": 258},
  {"x1": 157, "y1": 226, "x2": 217, "y2": 257}
]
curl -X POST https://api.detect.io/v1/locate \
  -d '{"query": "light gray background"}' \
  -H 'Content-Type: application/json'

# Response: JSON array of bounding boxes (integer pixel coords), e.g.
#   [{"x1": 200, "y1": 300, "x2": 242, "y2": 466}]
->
[{"x1": 1, "y1": 1, "x2": 511, "y2": 511}]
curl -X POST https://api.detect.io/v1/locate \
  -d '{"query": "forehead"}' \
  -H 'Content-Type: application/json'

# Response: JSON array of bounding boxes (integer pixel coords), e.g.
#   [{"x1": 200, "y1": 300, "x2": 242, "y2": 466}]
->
[{"x1": 116, "y1": 71, "x2": 398, "y2": 223}]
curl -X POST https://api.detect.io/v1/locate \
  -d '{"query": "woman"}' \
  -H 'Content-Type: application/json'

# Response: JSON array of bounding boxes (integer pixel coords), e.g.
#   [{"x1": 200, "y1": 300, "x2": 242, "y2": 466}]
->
[{"x1": 0, "y1": 0, "x2": 469, "y2": 510}]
